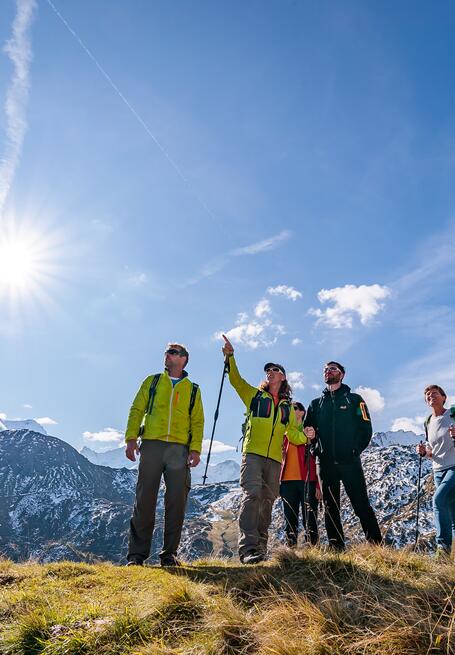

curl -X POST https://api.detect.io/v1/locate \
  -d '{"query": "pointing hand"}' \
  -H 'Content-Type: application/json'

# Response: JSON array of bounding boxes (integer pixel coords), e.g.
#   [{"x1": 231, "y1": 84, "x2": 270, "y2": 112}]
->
[{"x1": 222, "y1": 334, "x2": 234, "y2": 358}]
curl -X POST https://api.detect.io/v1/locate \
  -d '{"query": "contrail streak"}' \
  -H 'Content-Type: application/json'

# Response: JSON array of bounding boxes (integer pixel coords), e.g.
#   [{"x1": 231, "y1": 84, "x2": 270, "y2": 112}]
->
[
  {"x1": 0, "y1": 0, "x2": 37, "y2": 218},
  {"x1": 45, "y1": 0, "x2": 216, "y2": 221}
]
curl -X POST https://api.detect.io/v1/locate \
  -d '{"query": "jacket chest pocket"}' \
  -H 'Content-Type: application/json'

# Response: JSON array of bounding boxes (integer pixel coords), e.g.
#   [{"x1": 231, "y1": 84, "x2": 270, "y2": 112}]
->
[
  {"x1": 280, "y1": 403, "x2": 290, "y2": 425},
  {"x1": 250, "y1": 395, "x2": 272, "y2": 418}
]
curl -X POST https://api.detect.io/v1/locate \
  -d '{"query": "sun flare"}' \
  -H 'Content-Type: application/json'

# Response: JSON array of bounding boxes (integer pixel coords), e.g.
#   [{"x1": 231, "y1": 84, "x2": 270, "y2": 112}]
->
[
  {"x1": 0, "y1": 239, "x2": 37, "y2": 291},
  {"x1": 0, "y1": 223, "x2": 58, "y2": 303}
]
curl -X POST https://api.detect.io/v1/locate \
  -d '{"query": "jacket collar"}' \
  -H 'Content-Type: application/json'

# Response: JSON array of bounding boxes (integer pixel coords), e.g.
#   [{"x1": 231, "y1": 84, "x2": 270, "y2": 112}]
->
[
  {"x1": 164, "y1": 368, "x2": 188, "y2": 379},
  {"x1": 322, "y1": 382, "x2": 351, "y2": 397}
]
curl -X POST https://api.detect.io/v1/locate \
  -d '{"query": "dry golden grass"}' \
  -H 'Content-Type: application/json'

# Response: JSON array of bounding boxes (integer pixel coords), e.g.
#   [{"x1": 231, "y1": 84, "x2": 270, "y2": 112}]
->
[{"x1": 0, "y1": 545, "x2": 453, "y2": 655}]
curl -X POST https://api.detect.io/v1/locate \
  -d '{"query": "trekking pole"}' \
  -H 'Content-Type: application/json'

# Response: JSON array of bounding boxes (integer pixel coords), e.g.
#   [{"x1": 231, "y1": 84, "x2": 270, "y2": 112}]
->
[
  {"x1": 414, "y1": 443, "x2": 424, "y2": 549},
  {"x1": 202, "y1": 358, "x2": 229, "y2": 485},
  {"x1": 304, "y1": 440, "x2": 311, "y2": 542}
]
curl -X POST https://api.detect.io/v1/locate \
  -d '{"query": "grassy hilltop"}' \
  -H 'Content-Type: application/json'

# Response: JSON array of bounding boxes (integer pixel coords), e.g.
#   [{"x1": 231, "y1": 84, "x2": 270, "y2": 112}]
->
[{"x1": 0, "y1": 546, "x2": 453, "y2": 655}]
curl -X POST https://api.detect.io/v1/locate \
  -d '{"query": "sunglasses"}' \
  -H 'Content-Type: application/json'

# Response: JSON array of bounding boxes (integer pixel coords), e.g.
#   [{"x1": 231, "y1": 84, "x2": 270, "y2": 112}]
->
[
  {"x1": 165, "y1": 348, "x2": 185, "y2": 356},
  {"x1": 266, "y1": 366, "x2": 282, "y2": 373},
  {"x1": 324, "y1": 366, "x2": 341, "y2": 373}
]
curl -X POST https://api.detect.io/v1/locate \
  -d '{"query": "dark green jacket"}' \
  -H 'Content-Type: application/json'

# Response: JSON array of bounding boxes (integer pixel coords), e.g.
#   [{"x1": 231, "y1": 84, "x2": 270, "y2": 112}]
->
[{"x1": 304, "y1": 384, "x2": 372, "y2": 464}]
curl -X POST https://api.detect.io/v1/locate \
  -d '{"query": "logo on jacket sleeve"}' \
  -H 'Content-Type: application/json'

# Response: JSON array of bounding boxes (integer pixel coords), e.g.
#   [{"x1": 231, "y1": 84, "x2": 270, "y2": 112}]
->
[{"x1": 358, "y1": 402, "x2": 370, "y2": 421}]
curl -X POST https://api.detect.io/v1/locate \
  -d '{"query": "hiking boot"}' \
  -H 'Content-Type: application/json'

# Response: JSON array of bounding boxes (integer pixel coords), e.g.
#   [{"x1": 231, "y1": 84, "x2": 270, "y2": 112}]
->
[
  {"x1": 242, "y1": 550, "x2": 264, "y2": 565},
  {"x1": 160, "y1": 555, "x2": 182, "y2": 567},
  {"x1": 126, "y1": 558, "x2": 143, "y2": 567}
]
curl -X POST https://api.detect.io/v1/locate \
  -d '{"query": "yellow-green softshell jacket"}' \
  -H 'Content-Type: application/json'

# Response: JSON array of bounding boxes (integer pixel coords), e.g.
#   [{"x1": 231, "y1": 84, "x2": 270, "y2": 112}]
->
[
  {"x1": 228, "y1": 356, "x2": 307, "y2": 463},
  {"x1": 125, "y1": 371, "x2": 204, "y2": 453}
]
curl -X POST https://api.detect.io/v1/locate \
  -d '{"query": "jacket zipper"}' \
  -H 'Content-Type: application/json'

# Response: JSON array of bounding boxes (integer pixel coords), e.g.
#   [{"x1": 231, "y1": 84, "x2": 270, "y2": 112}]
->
[
  {"x1": 167, "y1": 381, "x2": 175, "y2": 441},
  {"x1": 331, "y1": 390, "x2": 337, "y2": 464}
]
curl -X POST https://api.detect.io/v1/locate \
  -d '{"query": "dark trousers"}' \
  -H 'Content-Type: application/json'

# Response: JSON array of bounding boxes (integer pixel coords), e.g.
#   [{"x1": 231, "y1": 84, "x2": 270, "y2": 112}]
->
[
  {"x1": 319, "y1": 457, "x2": 382, "y2": 550},
  {"x1": 280, "y1": 480, "x2": 319, "y2": 546},
  {"x1": 127, "y1": 440, "x2": 190, "y2": 563}
]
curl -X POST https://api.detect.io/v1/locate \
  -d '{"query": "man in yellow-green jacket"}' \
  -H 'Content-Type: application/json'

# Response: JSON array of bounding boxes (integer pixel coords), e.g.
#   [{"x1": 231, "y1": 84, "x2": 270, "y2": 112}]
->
[
  {"x1": 221, "y1": 335, "x2": 314, "y2": 564},
  {"x1": 125, "y1": 342, "x2": 204, "y2": 567}
]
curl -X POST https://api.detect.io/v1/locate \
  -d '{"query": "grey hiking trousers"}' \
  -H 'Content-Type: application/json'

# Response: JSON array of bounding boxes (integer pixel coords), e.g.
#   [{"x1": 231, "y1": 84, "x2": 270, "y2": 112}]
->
[
  {"x1": 238, "y1": 453, "x2": 281, "y2": 559},
  {"x1": 127, "y1": 440, "x2": 190, "y2": 563}
]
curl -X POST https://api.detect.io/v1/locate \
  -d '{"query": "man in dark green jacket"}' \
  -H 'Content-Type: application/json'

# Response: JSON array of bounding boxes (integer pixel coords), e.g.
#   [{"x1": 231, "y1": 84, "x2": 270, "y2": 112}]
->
[{"x1": 304, "y1": 361, "x2": 381, "y2": 551}]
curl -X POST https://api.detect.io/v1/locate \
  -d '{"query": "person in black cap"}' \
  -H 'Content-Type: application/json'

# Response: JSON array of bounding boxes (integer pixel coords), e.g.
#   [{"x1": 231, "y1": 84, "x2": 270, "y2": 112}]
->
[
  {"x1": 304, "y1": 361, "x2": 381, "y2": 551},
  {"x1": 221, "y1": 335, "x2": 313, "y2": 563}
]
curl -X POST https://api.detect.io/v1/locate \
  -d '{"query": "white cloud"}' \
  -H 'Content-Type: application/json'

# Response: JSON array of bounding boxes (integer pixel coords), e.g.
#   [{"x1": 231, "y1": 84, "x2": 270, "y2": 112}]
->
[
  {"x1": 254, "y1": 299, "x2": 271, "y2": 318},
  {"x1": 215, "y1": 318, "x2": 285, "y2": 350},
  {"x1": 215, "y1": 294, "x2": 288, "y2": 349},
  {"x1": 288, "y1": 371, "x2": 305, "y2": 390},
  {"x1": 23, "y1": 403, "x2": 32, "y2": 409},
  {"x1": 0, "y1": 0, "x2": 37, "y2": 214},
  {"x1": 127, "y1": 272, "x2": 147, "y2": 287},
  {"x1": 309, "y1": 284, "x2": 391, "y2": 329},
  {"x1": 35, "y1": 416, "x2": 58, "y2": 426},
  {"x1": 231, "y1": 230, "x2": 291, "y2": 256},
  {"x1": 201, "y1": 439, "x2": 236, "y2": 454},
  {"x1": 186, "y1": 230, "x2": 291, "y2": 285},
  {"x1": 390, "y1": 416, "x2": 426, "y2": 435},
  {"x1": 267, "y1": 285, "x2": 302, "y2": 302},
  {"x1": 83, "y1": 427, "x2": 124, "y2": 443},
  {"x1": 291, "y1": 338, "x2": 302, "y2": 346},
  {"x1": 0, "y1": 412, "x2": 6, "y2": 420},
  {"x1": 354, "y1": 386, "x2": 385, "y2": 414}
]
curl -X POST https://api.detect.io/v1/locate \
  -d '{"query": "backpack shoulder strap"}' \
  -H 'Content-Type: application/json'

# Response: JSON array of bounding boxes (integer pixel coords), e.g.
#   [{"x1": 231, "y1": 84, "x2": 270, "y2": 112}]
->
[
  {"x1": 424, "y1": 414, "x2": 431, "y2": 441},
  {"x1": 146, "y1": 374, "x2": 161, "y2": 415},
  {"x1": 189, "y1": 382, "x2": 199, "y2": 415}
]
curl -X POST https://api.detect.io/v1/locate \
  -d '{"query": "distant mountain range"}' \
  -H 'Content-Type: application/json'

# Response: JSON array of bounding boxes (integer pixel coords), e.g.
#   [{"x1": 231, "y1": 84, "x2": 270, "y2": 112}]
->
[
  {"x1": 0, "y1": 418, "x2": 47, "y2": 434},
  {"x1": 0, "y1": 428, "x2": 435, "y2": 563},
  {"x1": 80, "y1": 444, "x2": 241, "y2": 483}
]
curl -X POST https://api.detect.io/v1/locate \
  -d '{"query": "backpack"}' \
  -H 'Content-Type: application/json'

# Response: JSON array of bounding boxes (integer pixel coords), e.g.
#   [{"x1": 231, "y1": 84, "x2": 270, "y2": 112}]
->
[{"x1": 138, "y1": 374, "x2": 199, "y2": 439}]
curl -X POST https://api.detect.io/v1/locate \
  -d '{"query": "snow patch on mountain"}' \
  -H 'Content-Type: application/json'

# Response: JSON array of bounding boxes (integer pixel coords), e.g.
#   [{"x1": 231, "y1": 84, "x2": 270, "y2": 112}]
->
[
  {"x1": 80, "y1": 446, "x2": 241, "y2": 483},
  {"x1": 2, "y1": 419, "x2": 48, "y2": 435},
  {"x1": 371, "y1": 429, "x2": 423, "y2": 447},
  {"x1": 192, "y1": 460, "x2": 240, "y2": 484},
  {"x1": 80, "y1": 445, "x2": 135, "y2": 469}
]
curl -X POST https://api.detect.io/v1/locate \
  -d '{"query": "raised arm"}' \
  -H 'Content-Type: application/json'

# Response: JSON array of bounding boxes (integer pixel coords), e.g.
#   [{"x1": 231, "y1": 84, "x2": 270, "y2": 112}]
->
[{"x1": 222, "y1": 334, "x2": 258, "y2": 408}]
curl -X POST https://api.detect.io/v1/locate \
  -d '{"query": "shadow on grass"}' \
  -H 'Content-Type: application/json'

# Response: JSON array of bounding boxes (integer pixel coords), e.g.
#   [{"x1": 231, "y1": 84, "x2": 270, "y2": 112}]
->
[{"x1": 157, "y1": 547, "x2": 454, "y2": 616}]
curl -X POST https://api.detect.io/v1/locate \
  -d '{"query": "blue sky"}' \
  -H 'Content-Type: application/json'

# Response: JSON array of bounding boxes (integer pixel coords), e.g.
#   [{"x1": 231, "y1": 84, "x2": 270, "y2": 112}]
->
[{"x1": 1, "y1": 0, "x2": 455, "y2": 459}]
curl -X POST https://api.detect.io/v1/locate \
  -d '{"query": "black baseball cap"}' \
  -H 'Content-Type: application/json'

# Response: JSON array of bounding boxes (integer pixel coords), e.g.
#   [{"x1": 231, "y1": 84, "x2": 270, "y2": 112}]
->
[{"x1": 264, "y1": 362, "x2": 286, "y2": 376}]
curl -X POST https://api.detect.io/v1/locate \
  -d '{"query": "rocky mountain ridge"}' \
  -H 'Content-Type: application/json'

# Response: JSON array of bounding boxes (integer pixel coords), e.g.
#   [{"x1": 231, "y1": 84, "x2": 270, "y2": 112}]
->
[{"x1": 0, "y1": 429, "x2": 435, "y2": 563}]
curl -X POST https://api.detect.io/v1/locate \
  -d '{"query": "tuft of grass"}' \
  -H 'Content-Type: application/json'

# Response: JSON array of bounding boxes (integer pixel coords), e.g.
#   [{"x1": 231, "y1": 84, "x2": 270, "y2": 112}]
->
[
  {"x1": 5, "y1": 610, "x2": 51, "y2": 655},
  {"x1": 0, "y1": 549, "x2": 453, "y2": 655}
]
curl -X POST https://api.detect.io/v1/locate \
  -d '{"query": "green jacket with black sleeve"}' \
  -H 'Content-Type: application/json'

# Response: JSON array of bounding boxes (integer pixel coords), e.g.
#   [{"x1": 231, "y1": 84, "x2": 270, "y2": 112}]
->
[
  {"x1": 227, "y1": 355, "x2": 308, "y2": 463},
  {"x1": 304, "y1": 384, "x2": 372, "y2": 464}
]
